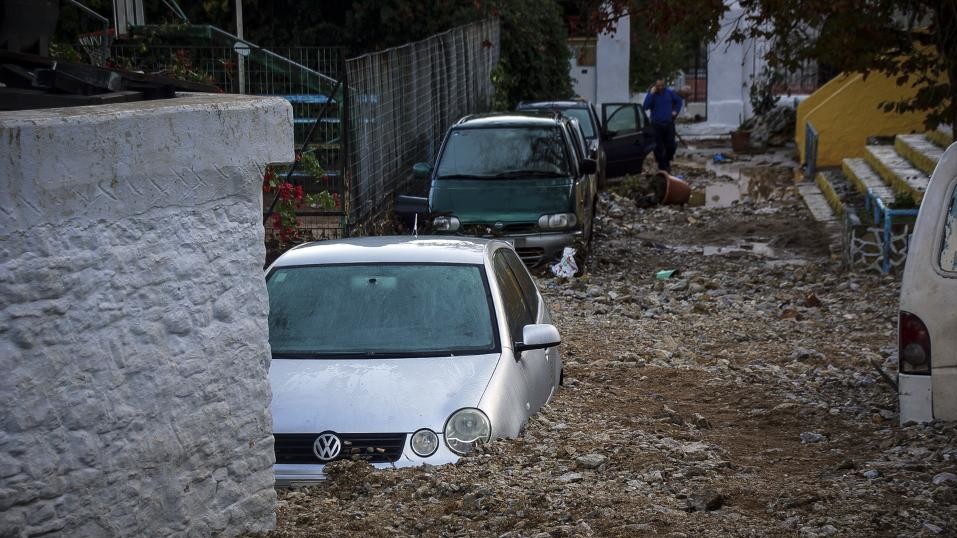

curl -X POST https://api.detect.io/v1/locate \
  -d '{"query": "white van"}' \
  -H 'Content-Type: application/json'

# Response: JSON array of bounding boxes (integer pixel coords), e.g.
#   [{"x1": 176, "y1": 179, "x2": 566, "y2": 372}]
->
[{"x1": 899, "y1": 142, "x2": 957, "y2": 424}]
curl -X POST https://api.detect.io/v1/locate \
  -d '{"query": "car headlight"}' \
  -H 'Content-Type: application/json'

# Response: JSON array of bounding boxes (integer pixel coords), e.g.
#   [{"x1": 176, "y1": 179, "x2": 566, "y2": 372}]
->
[
  {"x1": 443, "y1": 408, "x2": 491, "y2": 455},
  {"x1": 537, "y1": 213, "x2": 577, "y2": 230},
  {"x1": 433, "y1": 216, "x2": 461, "y2": 232},
  {"x1": 411, "y1": 428, "x2": 439, "y2": 457}
]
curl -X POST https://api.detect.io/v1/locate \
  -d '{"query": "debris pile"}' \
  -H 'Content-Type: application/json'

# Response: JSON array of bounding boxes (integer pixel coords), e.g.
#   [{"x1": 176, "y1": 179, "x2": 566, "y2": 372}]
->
[{"x1": 260, "y1": 166, "x2": 956, "y2": 538}]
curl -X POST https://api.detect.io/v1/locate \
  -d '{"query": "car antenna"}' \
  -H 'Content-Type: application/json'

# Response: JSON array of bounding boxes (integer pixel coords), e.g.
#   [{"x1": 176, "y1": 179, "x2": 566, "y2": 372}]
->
[{"x1": 413, "y1": 213, "x2": 419, "y2": 238}]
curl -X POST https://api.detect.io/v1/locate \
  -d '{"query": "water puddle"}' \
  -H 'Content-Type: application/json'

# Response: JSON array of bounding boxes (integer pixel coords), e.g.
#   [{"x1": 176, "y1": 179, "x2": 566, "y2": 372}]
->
[
  {"x1": 667, "y1": 242, "x2": 808, "y2": 265},
  {"x1": 704, "y1": 182, "x2": 742, "y2": 208}
]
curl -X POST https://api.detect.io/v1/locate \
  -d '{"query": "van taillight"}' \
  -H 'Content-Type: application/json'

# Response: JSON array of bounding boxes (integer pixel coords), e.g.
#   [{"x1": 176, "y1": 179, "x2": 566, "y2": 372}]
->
[{"x1": 899, "y1": 311, "x2": 931, "y2": 374}]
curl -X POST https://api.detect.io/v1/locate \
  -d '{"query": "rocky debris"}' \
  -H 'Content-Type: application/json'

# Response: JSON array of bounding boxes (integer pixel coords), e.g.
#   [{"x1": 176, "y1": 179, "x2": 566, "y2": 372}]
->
[
  {"x1": 685, "y1": 488, "x2": 725, "y2": 512},
  {"x1": 933, "y1": 472, "x2": 957, "y2": 485},
  {"x1": 574, "y1": 453, "x2": 607, "y2": 469},
  {"x1": 742, "y1": 105, "x2": 796, "y2": 148},
  {"x1": 800, "y1": 432, "x2": 827, "y2": 444},
  {"x1": 261, "y1": 162, "x2": 957, "y2": 538}
]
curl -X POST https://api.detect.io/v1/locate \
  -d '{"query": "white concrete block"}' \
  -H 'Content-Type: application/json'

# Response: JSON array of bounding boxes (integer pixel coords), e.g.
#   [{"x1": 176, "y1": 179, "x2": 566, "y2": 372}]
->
[{"x1": 0, "y1": 94, "x2": 293, "y2": 537}]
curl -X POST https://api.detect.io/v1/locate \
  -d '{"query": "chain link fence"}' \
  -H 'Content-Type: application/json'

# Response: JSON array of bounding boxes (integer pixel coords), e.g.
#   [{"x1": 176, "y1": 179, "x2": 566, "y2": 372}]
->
[{"x1": 345, "y1": 19, "x2": 500, "y2": 231}]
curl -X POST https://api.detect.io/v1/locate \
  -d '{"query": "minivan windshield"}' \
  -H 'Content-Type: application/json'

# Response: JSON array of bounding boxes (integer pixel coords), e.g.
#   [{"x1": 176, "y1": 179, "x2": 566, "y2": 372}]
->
[
  {"x1": 266, "y1": 263, "x2": 497, "y2": 357},
  {"x1": 437, "y1": 126, "x2": 570, "y2": 179}
]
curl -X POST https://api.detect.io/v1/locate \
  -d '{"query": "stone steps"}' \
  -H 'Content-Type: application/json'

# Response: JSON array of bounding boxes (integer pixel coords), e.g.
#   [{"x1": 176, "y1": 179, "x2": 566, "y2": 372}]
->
[
  {"x1": 797, "y1": 182, "x2": 839, "y2": 225},
  {"x1": 814, "y1": 172, "x2": 843, "y2": 216},
  {"x1": 895, "y1": 134, "x2": 944, "y2": 176},
  {"x1": 842, "y1": 157, "x2": 898, "y2": 203},
  {"x1": 926, "y1": 124, "x2": 953, "y2": 148},
  {"x1": 864, "y1": 144, "x2": 928, "y2": 204}
]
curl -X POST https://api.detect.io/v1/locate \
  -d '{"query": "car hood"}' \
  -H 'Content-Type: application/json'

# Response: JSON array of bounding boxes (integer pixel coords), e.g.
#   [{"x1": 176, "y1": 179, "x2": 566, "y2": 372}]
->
[
  {"x1": 270, "y1": 353, "x2": 501, "y2": 433},
  {"x1": 430, "y1": 178, "x2": 573, "y2": 223}
]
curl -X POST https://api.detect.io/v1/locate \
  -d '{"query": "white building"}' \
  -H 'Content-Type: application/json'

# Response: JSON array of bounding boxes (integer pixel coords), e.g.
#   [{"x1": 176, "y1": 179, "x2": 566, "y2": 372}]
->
[
  {"x1": 705, "y1": 2, "x2": 768, "y2": 129},
  {"x1": 568, "y1": 12, "x2": 630, "y2": 107}
]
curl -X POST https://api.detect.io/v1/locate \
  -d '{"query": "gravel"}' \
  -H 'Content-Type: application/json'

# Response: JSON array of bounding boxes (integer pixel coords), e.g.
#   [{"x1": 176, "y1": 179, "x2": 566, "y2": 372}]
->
[{"x1": 256, "y1": 154, "x2": 957, "y2": 538}]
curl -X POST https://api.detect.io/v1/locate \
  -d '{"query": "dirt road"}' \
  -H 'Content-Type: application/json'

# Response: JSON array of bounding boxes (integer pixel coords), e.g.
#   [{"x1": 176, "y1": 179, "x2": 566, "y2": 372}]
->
[{"x1": 261, "y1": 164, "x2": 957, "y2": 537}]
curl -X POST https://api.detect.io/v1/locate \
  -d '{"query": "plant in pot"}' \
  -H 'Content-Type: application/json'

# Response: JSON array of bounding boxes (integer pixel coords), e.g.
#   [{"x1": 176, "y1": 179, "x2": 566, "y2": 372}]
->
[{"x1": 732, "y1": 67, "x2": 784, "y2": 152}]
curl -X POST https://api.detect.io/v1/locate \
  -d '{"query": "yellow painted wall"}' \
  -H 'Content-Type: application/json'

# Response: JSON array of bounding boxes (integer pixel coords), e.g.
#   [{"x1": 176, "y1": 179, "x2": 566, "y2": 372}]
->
[
  {"x1": 795, "y1": 71, "x2": 942, "y2": 167},
  {"x1": 795, "y1": 73, "x2": 854, "y2": 161}
]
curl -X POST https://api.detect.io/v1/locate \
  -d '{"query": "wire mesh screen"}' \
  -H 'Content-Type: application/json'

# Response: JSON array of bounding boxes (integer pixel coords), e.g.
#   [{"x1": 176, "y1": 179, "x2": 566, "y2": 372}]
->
[
  {"x1": 110, "y1": 43, "x2": 344, "y2": 148},
  {"x1": 345, "y1": 19, "x2": 500, "y2": 229}
]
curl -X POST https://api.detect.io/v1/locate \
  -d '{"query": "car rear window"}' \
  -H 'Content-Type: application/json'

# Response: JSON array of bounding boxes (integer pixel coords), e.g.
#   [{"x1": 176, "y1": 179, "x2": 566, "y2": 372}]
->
[
  {"x1": 266, "y1": 264, "x2": 497, "y2": 357},
  {"x1": 940, "y1": 183, "x2": 957, "y2": 272},
  {"x1": 437, "y1": 126, "x2": 570, "y2": 178}
]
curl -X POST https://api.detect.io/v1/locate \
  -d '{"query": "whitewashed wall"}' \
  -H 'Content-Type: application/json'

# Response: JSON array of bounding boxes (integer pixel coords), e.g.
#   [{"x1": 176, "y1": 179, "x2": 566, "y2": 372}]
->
[
  {"x1": 707, "y1": 2, "x2": 768, "y2": 128},
  {"x1": 0, "y1": 94, "x2": 293, "y2": 537}
]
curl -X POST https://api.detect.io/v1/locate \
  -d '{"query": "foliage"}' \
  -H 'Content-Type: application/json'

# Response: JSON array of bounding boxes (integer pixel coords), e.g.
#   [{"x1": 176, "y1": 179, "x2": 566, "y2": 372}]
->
[
  {"x1": 628, "y1": 11, "x2": 701, "y2": 92},
  {"x1": 634, "y1": 0, "x2": 956, "y2": 129},
  {"x1": 749, "y1": 66, "x2": 783, "y2": 117},
  {"x1": 263, "y1": 151, "x2": 339, "y2": 246},
  {"x1": 488, "y1": 0, "x2": 573, "y2": 110}
]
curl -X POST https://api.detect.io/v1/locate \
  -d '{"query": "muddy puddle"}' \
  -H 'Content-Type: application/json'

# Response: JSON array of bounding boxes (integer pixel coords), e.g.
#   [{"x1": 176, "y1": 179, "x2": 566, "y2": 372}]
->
[{"x1": 658, "y1": 240, "x2": 809, "y2": 266}]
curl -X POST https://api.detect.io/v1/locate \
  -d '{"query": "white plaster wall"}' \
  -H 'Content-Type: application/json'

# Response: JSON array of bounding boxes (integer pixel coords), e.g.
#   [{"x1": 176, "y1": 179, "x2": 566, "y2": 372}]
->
[
  {"x1": 0, "y1": 94, "x2": 293, "y2": 537},
  {"x1": 706, "y1": 2, "x2": 767, "y2": 128},
  {"x1": 594, "y1": 12, "x2": 630, "y2": 107},
  {"x1": 570, "y1": 61, "x2": 597, "y2": 104}
]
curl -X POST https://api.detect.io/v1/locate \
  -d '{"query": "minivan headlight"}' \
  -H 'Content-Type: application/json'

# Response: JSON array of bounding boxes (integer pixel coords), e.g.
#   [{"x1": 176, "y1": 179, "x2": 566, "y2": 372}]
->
[
  {"x1": 538, "y1": 213, "x2": 577, "y2": 230},
  {"x1": 444, "y1": 408, "x2": 491, "y2": 455},
  {"x1": 433, "y1": 216, "x2": 461, "y2": 232}
]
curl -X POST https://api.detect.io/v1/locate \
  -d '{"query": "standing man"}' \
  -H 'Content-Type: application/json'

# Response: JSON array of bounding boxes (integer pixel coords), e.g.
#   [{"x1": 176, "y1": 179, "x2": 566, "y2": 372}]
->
[{"x1": 643, "y1": 78, "x2": 684, "y2": 172}]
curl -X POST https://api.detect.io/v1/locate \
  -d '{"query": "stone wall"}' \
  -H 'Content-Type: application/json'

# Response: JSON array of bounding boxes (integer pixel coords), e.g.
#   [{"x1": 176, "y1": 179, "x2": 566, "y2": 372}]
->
[{"x1": 0, "y1": 94, "x2": 293, "y2": 537}]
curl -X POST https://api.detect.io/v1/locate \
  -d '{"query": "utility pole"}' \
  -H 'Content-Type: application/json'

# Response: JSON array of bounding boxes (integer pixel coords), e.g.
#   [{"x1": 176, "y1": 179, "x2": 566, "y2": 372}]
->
[{"x1": 236, "y1": 0, "x2": 245, "y2": 94}]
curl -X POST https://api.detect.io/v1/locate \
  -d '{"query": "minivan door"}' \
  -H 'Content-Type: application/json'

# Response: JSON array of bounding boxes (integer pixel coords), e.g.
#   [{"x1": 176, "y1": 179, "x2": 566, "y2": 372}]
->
[{"x1": 601, "y1": 103, "x2": 655, "y2": 178}]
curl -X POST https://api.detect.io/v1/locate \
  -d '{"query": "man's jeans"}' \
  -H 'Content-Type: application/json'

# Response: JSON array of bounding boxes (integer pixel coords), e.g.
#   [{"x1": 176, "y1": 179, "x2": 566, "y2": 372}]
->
[{"x1": 653, "y1": 121, "x2": 677, "y2": 172}]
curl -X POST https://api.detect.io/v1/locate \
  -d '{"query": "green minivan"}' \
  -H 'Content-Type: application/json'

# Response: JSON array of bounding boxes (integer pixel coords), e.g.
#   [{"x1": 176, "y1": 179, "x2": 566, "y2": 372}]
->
[{"x1": 413, "y1": 112, "x2": 598, "y2": 266}]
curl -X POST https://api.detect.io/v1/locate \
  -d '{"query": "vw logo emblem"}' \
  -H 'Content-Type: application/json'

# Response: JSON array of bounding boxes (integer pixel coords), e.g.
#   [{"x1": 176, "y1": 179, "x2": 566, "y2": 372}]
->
[{"x1": 312, "y1": 432, "x2": 342, "y2": 462}]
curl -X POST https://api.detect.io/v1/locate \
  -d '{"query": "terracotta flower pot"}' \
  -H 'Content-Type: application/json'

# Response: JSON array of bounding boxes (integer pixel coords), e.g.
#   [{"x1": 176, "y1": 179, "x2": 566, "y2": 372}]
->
[
  {"x1": 653, "y1": 171, "x2": 692, "y2": 205},
  {"x1": 730, "y1": 130, "x2": 751, "y2": 153}
]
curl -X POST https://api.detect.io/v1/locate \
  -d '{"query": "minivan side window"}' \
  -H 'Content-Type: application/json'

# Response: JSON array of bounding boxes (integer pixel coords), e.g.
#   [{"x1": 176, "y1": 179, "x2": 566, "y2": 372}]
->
[{"x1": 940, "y1": 182, "x2": 957, "y2": 272}]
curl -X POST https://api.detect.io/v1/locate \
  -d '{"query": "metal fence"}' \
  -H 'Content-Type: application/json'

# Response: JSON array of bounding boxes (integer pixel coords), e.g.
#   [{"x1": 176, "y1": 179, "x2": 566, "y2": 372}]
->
[
  {"x1": 345, "y1": 19, "x2": 500, "y2": 229},
  {"x1": 111, "y1": 40, "x2": 344, "y2": 149},
  {"x1": 108, "y1": 20, "x2": 500, "y2": 237}
]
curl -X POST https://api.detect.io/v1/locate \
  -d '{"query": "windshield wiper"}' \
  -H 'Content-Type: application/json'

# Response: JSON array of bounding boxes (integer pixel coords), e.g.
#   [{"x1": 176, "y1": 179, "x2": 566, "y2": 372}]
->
[{"x1": 493, "y1": 170, "x2": 566, "y2": 178}]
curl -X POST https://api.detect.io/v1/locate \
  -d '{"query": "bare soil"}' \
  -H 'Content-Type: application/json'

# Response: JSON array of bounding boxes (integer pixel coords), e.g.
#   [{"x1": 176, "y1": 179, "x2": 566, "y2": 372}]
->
[{"x1": 256, "y1": 165, "x2": 957, "y2": 537}]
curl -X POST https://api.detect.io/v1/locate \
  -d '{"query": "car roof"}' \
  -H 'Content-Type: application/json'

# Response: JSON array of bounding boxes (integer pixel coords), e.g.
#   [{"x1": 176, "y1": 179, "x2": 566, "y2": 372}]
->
[
  {"x1": 518, "y1": 100, "x2": 589, "y2": 110},
  {"x1": 453, "y1": 112, "x2": 564, "y2": 128},
  {"x1": 269, "y1": 236, "x2": 500, "y2": 267}
]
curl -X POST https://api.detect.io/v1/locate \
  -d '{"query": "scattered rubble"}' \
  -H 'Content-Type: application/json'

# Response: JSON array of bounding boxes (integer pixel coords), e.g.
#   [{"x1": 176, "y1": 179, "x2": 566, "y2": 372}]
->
[{"x1": 259, "y1": 151, "x2": 956, "y2": 538}]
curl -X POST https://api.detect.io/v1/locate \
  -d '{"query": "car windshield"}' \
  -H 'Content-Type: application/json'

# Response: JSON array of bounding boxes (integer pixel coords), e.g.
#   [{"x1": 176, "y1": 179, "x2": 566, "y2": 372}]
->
[
  {"x1": 436, "y1": 126, "x2": 570, "y2": 178},
  {"x1": 266, "y1": 263, "x2": 496, "y2": 357},
  {"x1": 561, "y1": 108, "x2": 595, "y2": 139}
]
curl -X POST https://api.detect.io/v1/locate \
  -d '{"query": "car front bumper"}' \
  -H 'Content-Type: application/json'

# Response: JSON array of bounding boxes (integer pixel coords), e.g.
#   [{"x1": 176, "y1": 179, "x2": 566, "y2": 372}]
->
[
  {"x1": 487, "y1": 230, "x2": 582, "y2": 266},
  {"x1": 274, "y1": 443, "x2": 460, "y2": 487}
]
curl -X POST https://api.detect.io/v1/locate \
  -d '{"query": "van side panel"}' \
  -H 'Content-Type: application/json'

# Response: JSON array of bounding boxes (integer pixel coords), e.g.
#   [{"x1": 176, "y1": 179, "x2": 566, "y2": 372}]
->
[{"x1": 900, "y1": 142, "x2": 957, "y2": 423}]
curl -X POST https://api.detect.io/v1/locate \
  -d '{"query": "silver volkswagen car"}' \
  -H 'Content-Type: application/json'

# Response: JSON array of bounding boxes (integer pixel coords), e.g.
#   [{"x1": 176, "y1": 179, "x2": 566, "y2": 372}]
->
[{"x1": 265, "y1": 236, "x2": 562, "y2": 485}]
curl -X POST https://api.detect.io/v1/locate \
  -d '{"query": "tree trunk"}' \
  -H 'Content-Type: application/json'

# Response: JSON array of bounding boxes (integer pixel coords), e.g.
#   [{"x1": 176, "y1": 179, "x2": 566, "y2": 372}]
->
[{"x1": 932, "y1": 0, "x2": 957, "y2": 129}]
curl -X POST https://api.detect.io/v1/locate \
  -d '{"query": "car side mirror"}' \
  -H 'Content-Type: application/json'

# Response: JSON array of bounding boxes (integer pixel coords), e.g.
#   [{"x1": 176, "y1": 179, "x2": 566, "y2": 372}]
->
[
  {"x1": 580, "y1": 158, "x2": 597, "y2": 175},
  {"x1": 515, "y1": 324, "x2": 561, "y2": 354},
  {"x1": 412, "y1": 162, "x2": 432, "y2": 179},
  {"x1": 603, "y1": 129, "x2": 617, "y2": 140}
]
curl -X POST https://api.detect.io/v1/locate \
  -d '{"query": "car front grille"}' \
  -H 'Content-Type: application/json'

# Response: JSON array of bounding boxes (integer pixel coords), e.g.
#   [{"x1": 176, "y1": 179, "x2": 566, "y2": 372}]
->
[
  {"x1": 274, "y1": 433, "x2": 407, "y2": 464},
  {"x1": 515, "y1": 247, "x2": 545, "y2": 266},
  {"x1": 502, "y1": 223, "x2": 538, "y2": 234}
]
